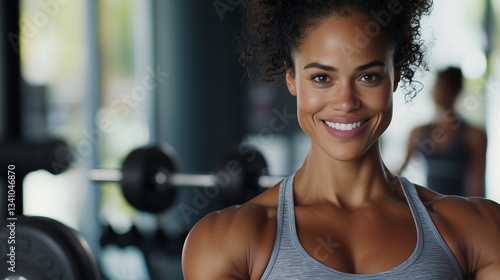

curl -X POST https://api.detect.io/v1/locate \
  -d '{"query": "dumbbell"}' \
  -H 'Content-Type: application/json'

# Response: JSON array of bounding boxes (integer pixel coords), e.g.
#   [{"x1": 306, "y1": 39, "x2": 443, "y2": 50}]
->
[{"x1": 87, "y1": 143, "x2": 283, "y2": 213}]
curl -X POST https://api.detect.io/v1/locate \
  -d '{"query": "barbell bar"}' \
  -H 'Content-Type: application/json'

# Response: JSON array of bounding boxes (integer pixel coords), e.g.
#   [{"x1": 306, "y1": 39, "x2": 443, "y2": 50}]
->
[
  {"x1": 87, "y1": 169, "x2": 283, "y2": 189},
  {"x1": 86, "y1": 144, "x2": 284, "y2": 213}
]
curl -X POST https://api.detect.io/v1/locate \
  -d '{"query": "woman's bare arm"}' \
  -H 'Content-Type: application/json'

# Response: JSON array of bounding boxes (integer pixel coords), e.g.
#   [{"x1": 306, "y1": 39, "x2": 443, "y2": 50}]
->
[
  {"x1": 430, "y1": 194, "x2": 500, "y2": 278},
  {"x1": 182, "y1": 204, "x2": 276, "y2": 280}
]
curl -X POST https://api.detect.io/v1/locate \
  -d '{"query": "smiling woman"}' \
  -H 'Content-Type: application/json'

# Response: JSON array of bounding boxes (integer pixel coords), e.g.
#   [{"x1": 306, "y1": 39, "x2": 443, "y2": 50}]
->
[{"x1": 182, "y1": 1, "x2": 500, "y2": 279}]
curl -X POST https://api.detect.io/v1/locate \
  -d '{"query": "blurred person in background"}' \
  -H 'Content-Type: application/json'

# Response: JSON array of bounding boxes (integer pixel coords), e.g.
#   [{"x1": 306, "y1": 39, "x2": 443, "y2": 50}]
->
[{"x1": 398, "y1": 67, "x2": 487, "y2": 197}]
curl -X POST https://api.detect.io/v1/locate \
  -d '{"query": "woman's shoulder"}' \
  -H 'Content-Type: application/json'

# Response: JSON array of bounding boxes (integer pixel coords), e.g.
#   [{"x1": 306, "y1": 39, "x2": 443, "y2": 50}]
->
[
  {"x1": 182, "y1": 184, "x2": 281, "y2": 279},
  {"x1": 415, "y1": 184, "x2": 500, "y2": 221},
  {"x1": 200, "y1": 181, "x2": 281, "y2": 229},
  {"x1": 414, "y1": 184, "x2": 500, "y2": 229},
  {"x1": 414, "y1": 184, "x2": 500, "y2": 277},
  {"x1": 193, "y1": 187, "x2": 280, "y2": 235},
  {"x1": 187, "y1": 182, "x2": 280, "y2": 236}
]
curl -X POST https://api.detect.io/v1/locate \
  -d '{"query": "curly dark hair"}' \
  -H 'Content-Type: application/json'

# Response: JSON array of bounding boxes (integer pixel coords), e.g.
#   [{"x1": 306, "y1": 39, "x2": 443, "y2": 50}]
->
[{"x1": 238, "y1": 0, "x2": 433, "y2": 98}]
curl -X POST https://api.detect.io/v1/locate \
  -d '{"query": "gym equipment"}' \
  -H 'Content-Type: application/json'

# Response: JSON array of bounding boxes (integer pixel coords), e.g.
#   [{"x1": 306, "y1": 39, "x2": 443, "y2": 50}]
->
[
  {"x1": 214, "y1": 146, "x2": 270, "y2": 206},
  {"x1": 100, "y1": 225, "x2": 186, "y2": 256},
  {"x1": 121, "y1": 144, "x2": 181, "y2": 213},
  {"x1": 87, "y1": 144, "x2": 283, "y2": 213},
  {"x1": 0, "y1": 140, "x2": 71, "y2": 176},
  {"x1": 0, "y1": 216, "x2": 101, "y2": 280},
  {"x1": 0, "y1": 140, "x2": 72, "y2": 216}
]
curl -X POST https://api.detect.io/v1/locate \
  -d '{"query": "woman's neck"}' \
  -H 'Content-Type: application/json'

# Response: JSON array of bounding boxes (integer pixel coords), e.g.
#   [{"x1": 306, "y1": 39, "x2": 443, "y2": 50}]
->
[{"x1": 293, "y1": 142, "x2": 397, "y2": 209}]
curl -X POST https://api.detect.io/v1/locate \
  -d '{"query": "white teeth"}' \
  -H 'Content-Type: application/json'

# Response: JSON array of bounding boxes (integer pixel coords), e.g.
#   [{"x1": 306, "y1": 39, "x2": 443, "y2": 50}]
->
[{"x1": 324, "y1": 120, "x2": 365, "y2": 131}]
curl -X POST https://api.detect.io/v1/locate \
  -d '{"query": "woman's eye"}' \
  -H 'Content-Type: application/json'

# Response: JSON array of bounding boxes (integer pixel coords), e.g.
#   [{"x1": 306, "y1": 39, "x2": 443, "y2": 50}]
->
[
  {"x1": 360, "y1": 74, "x2": 378, "y2": 82},
  {"x1": 313, "y1": 75, "x2": 330, "y2": 83}
]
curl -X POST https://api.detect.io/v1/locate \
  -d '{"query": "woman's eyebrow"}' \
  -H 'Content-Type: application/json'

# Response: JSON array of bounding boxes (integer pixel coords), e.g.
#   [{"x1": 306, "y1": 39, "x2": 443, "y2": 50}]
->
[
  {"x1": 355, "y1": 61, "x2": 386, "y2": 71},
  {"x1": 303, "y1": 61, "x2": 387, "y2": 72},
  {"x1": 303, "y1": 63, "x2": 336, "y2": 72}
]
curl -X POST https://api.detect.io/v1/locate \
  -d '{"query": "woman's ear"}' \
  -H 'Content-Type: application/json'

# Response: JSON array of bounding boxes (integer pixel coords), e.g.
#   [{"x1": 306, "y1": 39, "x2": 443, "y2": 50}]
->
[{"x1": 286, "y1": 68, "x2": 297, "y2": 96}]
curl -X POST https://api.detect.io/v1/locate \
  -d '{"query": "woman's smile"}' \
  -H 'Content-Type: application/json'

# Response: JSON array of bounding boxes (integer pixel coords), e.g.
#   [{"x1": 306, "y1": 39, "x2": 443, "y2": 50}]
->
[{"x1": 322, "y1": 117, "x2": 371, "y2": 140}]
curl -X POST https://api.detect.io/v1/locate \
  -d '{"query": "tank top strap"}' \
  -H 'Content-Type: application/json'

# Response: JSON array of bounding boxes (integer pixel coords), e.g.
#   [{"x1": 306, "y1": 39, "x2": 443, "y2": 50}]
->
[
  {"x1": 396, "y1": 176, "x2": 463, "y2": 276},
  {"x1": 397, "y1": 176, "x2": 425, "y2": 228},
  {"x1": 398, "y1": 176, "x2": 440, "y2": 229},
  {"x1": 259, "y1": 173, "x2": 294, "y2": 279}
]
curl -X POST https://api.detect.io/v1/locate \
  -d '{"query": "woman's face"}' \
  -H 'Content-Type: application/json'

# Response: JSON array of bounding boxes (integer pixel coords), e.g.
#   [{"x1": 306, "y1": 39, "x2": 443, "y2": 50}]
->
[{"x1": 286, "y1": 12, "x2": 400, "y2": 162}]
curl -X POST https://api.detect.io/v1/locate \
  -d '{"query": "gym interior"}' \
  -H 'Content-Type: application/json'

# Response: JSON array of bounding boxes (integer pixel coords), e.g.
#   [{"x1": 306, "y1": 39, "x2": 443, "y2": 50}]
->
[{"x1": 1, "y1": 0, "x2": 499, "y2": 279}]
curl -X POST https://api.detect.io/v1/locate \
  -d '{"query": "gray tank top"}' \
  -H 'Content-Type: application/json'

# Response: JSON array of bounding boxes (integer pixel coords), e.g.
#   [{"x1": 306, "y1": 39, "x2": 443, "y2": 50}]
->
[{"x1": 260, "y1": 174, "x2": 463, "y2": 279}]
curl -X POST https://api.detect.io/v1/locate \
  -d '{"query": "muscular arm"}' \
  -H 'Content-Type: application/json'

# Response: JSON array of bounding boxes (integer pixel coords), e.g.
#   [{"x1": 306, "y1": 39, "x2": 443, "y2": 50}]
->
[
  {"x1": 432, "y1": 195, "x2": 500, "y2": 279},
  {"x1": 182, "y1": 207, "x2": 250, "y2": 280},
  {"x1": 466, "y1": 199, "x2": 500, "y2": 279},
  {"x1": 182, "y1": 205, "x2": 276, "y2": 280}
]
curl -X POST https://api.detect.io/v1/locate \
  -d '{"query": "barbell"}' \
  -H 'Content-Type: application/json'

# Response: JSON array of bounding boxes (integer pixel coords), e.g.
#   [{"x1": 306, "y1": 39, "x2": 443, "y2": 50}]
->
[{"x1": 87, "y1": 143, "x2": 284, "y2": 213}]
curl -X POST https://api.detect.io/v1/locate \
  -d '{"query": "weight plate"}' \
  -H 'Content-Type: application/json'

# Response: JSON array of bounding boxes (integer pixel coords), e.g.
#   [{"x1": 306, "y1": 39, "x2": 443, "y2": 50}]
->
[
  {"x1": 215, "y1": 145, "x2": 269, "y2": 207},
  {"x1": 121, "y1": 144, "x2": 180, "y2": 213},
  {"x1": 0, "y1": 216, "x2": 100, "y2": 280}
]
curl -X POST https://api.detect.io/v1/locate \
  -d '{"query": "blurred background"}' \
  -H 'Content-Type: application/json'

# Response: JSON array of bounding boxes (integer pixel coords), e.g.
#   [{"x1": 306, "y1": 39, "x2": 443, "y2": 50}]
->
[{"x1": 0, "y1": 0, "x2": 499, "y2": 279}]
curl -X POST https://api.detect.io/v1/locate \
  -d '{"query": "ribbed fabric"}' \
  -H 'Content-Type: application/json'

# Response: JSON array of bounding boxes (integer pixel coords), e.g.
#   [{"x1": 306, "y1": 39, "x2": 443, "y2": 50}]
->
[{"x1": 260, "y1": 174, "x2": 463, "y2": 280}]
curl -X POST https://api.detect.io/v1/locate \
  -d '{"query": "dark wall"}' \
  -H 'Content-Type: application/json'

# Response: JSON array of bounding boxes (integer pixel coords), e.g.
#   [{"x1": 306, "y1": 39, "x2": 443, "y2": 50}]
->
[{"x1": 154, "y1": 1, "x2": 246, "y2": 173}]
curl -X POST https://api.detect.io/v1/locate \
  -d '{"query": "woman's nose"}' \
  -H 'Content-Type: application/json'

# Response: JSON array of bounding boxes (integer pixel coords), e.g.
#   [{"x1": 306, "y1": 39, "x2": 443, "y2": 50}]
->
[{"x1": 330, "y1": 82, "x2": 361, "y2": 113}]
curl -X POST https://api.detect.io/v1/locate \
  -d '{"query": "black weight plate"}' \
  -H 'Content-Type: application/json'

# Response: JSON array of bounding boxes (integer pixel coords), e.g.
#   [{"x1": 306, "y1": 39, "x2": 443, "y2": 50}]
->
[
  {"x1": 215, "y1": 145, "x2": 269, "y2": 207},
  {"x1": 121, "y1": 144, "x2": 180, "y2": 213},
  {"x1": 0, "y1": 216, "x2": 100, "y2": 280}
]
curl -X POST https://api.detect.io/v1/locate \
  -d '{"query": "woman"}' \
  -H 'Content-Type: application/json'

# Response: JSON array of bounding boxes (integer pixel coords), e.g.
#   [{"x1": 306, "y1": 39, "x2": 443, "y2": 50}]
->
[
  {"x1": 183, "y1": 1, "x2": 500, "y2": 279},
  {"x1": 398, "y1": 67, "x2": 487, "y2": 197}
]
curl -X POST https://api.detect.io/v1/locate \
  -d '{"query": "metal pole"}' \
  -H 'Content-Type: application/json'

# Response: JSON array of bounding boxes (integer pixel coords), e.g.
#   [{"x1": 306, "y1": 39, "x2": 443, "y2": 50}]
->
[
  {"x1": 484, "y1": 0, "x2": 494, "y2": 76},
  {"x1": 83, "y1": 0, "x2": 102, "y2": 262},
  {"x1": 0, "y1": 0, "x2": 21, "y2": 139},
  {"x1": 0, "y1": 0, "x2": 24, "y2": 218}
]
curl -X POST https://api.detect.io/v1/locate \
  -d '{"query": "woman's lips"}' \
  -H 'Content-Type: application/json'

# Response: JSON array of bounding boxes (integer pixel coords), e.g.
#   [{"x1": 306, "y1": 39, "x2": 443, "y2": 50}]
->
[
  {"x1": 323, "y1": 120, "x2": 366, "y2": 131},
  {"x1": 322, "y1": 118, "x2": 371, "y2": 139}
]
